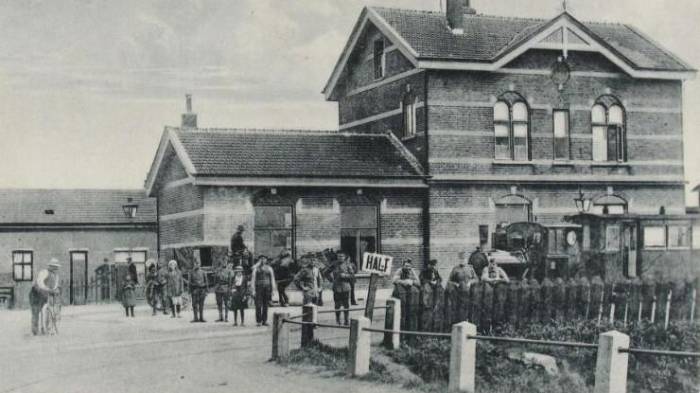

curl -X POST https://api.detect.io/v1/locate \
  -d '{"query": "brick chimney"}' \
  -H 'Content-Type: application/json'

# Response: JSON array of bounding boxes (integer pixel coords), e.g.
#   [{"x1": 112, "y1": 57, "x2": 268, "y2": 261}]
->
[
  {"x1": 181, "y1": 94, "x2": 197, "y2": 128},
  {"x1": 446, "y1": 0, "x2": 476, "y2": 34}
]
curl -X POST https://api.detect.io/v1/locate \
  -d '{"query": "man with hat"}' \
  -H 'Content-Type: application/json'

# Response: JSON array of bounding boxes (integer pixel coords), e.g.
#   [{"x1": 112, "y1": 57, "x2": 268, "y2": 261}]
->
[
  {"x1": 293, "y1": 256, "x2": 318, "y2": 305},
  {"x1": 29, "y1": 258, "x2": 61, "y2": 335},
  {"x1": 273, "y1": 249, "x2": 293, "y2": 307},
  {"x1": 230, "y1": 225, "x2": 247, "y2": 264},
  {"x1": 420, "y1": 259, "x2": 442, "y2": 288},
  {"x1": 250, "y1": 255, "x2": 276, "y2": 326},
  {"x1": 448, "y1": 251, "x2": 479, "y2": 290},
  {"x1": 468, "y1": 246, "x2": 489, "y2": 277},
  {"x1": 391, "y1": 258, "x2": 421, "y2": 287},
  {"x1": 126, "y1": 256, "x2": 138, "y2": 284},
  {"x1": 328, "y1": 252, "x2": 355, "y2": 326}
]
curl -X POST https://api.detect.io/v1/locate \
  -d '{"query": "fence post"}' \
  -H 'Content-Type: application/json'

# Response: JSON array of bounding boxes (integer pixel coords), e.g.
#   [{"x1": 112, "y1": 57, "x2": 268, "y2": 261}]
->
[
  {"x1": 448, "y1": 321, "x2": 476, "y2": 393},
  {"x1": 272, "y1": 312, "x2": 290, "y2": 363},
  {"x1": 301, "y1": 304, "x2": 317, "y2": 347},
  {"x1": 593, "y1": 330, "x2": 630, "y2": 393},
  {"x1": 347, "y1": 316, "x2": 371, "y2": 377},
  {"x1": 384, "y1": 297, "x2": 401, "y2": 350}
]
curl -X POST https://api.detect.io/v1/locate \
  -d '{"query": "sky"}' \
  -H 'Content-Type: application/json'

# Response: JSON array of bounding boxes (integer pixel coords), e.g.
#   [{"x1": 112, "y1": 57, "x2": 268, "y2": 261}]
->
[{"x1": 0, "y1": 0, "x2": 698, "y2": 204}]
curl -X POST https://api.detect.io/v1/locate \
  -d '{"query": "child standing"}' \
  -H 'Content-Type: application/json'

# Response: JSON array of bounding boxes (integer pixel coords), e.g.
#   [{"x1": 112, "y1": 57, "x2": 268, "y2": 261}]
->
[
  {"x1": 229, "y1": 266, "x2": 247, "y2": 326},
  {"x1": 122, "y1": 275, "x2": 136, "y2": 317}
]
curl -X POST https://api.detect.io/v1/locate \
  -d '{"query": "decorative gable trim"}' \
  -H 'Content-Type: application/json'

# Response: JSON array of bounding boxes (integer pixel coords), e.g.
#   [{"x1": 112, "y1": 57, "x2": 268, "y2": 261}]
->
[
  {"x1": 323, "y1": 7, "x2": 419, "y2": 101},
  {"x1": 144, "y1": 128, "x2": 197, "y2": 197},
  {"x1": 417, "y1": 13, "x2": 695, "y2": 80}
]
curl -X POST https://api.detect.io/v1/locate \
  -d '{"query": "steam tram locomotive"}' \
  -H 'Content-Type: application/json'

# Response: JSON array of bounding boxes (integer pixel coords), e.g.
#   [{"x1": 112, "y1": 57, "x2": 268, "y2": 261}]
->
[{"x1": 486, "y1": 221, "x2": 582, "y2": 280}]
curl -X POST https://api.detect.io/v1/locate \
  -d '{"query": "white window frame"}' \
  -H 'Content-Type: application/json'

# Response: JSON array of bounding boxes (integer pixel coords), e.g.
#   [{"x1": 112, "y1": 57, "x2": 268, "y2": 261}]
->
[
  {"x1": 493, "y1": 100, "x2": 530, "y2": 161},
  {"x1": 643, "y1": 226, "x2": 667, "y2": 249},
  {"x1": 667, "y1": 225, "x2": 691, "y2": 250},
  {"x1": 591, "y1": 103, "x2": 626, "y2": 162},
  {"x1": 402, "y1": 94, "x2": 417, "y2": 139},
  {"x1": 553, "y1": 109, "x2": 570, "y2": 160},
  {"x1": 373, "y1": 39, "x2": 385, "y2": 80},
  {"x1": 12, "y1": 250, "x2": 33, "y2": 282}
]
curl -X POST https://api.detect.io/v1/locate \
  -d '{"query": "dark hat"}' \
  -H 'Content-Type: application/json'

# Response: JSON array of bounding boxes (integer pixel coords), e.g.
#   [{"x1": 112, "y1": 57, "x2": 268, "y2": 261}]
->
[
  {"x1": 256, "y1": 255, "x2": 268, "y2": 262},
  {"x1": 237, "y1": 225, "x2": 246, "y2": 232},
  {"x1": 428, "y1": 259, "x2": 438, "y2": 266}
]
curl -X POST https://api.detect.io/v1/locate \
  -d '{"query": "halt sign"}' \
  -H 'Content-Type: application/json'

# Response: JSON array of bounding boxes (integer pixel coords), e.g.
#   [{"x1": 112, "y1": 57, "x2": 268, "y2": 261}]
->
[{"x1": 361, "y1": 252, "x2": 393, "y2": 276}]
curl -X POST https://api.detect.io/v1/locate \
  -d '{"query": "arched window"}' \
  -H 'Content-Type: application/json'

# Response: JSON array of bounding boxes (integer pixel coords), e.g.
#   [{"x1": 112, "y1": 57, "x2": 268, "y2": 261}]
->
[
  {"x1": 493, "y1": 93, "x2": 530, "y2": 161},
  {"x1": 401, "y1": 91, "x2": 417, "y2": 138},
  {"x1": 591, "y1": 96, "x2": 626, "y2": 162},
  {"x1": 494, "y1": 193, "x2": 532, "y2": 224}
]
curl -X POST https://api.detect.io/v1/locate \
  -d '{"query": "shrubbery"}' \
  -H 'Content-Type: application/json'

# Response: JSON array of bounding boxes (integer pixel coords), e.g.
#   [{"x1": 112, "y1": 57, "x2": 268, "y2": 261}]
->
[
  {"x1": 286, "y1": 321, "x2": 699, "y2": 393},
  {"x1": 390, "y1": 319, "x2": 699, "y2": 393}
]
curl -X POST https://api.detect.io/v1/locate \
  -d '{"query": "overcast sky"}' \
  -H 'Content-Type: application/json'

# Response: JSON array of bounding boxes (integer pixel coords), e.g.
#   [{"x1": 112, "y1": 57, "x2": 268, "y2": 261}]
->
[{"x1": 0, "y1": 0, "x2": 698, "y2": 203}]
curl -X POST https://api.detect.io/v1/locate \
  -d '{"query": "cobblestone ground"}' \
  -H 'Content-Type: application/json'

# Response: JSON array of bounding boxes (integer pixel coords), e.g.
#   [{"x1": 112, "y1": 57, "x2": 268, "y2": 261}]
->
[{"x1": 0, "y1": 291, "x2": 397, "y2": 393}]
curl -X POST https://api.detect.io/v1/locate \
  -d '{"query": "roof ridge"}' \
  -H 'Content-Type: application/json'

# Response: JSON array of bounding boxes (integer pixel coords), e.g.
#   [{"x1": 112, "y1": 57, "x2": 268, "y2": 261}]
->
[
  {"x1": 371, "y1": 6, "x2": 548, "y2": 23},
  {"x1": 169, "y1": 126, "x2": 392, "y2": 138},
  {"x1": 0, "y1": 188, "x2": 147, "y2": 193}
]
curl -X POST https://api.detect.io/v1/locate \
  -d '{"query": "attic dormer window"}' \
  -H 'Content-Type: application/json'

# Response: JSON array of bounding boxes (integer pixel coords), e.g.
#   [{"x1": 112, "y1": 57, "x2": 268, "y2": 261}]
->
[{"x1": 373, "y1": 39, "x2": 385, "y2": 79}]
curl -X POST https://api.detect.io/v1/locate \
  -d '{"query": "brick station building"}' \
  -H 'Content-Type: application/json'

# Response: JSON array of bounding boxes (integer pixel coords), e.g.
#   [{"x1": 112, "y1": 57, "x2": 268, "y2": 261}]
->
[{"x1": 147, "y1": 1, "x2": 699, "y2": 280}]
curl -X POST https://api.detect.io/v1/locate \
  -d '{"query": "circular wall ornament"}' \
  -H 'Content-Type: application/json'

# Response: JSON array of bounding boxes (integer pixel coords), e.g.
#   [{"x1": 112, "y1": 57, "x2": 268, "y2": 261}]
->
[
  {"x1": 551, "y1": 56, "x2": 571, "y2": 90},
  {"x1": 566, "y1": 230, "x2": 578, "y2": 246}
]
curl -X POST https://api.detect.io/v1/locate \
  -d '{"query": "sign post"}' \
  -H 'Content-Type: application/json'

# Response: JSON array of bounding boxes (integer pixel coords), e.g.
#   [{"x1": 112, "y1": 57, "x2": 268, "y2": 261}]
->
[{"x1": 361, "y1": 252, "x2": 393, "y2": 321}]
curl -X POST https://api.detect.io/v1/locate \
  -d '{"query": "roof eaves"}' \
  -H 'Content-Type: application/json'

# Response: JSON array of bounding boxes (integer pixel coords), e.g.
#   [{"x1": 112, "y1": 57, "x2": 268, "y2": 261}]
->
[
  {"x1": 383, "y1": 131, "x2": 426, "y2": 177},
  {"x1": 623, "y1": 24, "x2": 696, "y2": 72},
  {"x1": 144, "y1": 127, "x2": 197, "y2": 197},
  {"x1": 323, "y1": 7, "x2": 420, "y2": 101}
]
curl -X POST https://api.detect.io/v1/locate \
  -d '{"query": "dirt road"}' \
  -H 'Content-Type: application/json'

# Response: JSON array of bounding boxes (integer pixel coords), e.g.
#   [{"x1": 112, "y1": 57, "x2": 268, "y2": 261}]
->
[{"x1": 0, "y1": 304, "x2": 400, "y2": 393}]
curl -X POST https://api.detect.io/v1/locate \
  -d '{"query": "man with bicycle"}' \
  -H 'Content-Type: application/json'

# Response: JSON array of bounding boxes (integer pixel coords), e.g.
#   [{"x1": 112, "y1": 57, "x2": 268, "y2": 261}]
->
[{"x1": 29, "y1": 259, "x2": 60, "y2": 335}]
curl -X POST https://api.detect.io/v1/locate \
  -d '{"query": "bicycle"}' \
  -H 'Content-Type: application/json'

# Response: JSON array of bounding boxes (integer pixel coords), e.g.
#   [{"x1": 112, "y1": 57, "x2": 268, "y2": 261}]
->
[{"x1": 41, "y1": 293, "x2": 62, "y2": 335}]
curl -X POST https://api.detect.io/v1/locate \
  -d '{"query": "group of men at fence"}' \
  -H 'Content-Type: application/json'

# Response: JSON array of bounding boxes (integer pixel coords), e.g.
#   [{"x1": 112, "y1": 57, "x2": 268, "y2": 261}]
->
[{"x1": 391, "y1": 247, "x2": 510, "y2": 294}]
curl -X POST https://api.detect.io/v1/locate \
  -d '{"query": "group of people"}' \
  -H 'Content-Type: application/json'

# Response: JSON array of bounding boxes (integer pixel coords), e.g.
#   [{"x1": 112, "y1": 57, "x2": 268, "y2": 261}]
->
[{"x1": 391, "y1": 246, "x2": 510, "y2": 292}]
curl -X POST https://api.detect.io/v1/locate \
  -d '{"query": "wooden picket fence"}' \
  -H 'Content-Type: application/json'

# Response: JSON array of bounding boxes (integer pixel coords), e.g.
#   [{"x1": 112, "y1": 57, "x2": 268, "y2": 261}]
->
[
  {"x1": 393, "y1": 276, "x2": 700, "y2": 333},
  {"x1": 57, "y1": 277, "x2": 146, "y2": 305}
]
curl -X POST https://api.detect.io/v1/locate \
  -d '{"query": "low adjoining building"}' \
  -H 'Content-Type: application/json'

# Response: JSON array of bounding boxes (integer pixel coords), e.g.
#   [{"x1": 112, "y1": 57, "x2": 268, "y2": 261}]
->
[{"x1": 0, "y1": 189, "x2": 156, "y2": 308}]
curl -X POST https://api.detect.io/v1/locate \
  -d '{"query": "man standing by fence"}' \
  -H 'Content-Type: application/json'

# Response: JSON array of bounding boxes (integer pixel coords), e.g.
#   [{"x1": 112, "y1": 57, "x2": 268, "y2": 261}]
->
[
  {"x1": 29, "y1": 259, "x2": 60, "y2": 335},
  {"x1": 329, "y1": 252, "x2": 355, "y2": 326},
  {"x1": 449, "y1": 251, "x2": 479, "y2": 289},
  {"x1": 251, "y1": 255, "x2": 276, "y2": 327},
  {"x1": 293, "y1": 257, "x2": 318, "y2": 305}
]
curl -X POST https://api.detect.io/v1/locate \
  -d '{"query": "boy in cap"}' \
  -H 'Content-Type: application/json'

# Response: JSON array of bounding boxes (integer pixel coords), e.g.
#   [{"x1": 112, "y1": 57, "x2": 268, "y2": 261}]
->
[
  {"x1": 293, "y1": 256, "x2": 318, "y2": 305},
  {"x1": 29, "y1": 259, "x2": 61, "y2": 335},
  {"x1": 214, "y1": 260, "x2": 234, "y2": 322},
  {"x1": 189, "y1": 259, "x2": 209, "y2": 322},
  {"x1": 166, "y1": 260, "x2": 184, "y2": 318},
  {"x1": 229, "y1": 265, "x2": 248, "y2": 326}
]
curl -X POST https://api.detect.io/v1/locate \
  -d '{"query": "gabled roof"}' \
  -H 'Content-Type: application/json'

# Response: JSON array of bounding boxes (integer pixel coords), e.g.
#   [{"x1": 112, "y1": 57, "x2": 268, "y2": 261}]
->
[
  {"x1": 323, "y1": 7, "x2": 695, "y2": 99},
  {"x1": 145, "y1": 127, "x2": 426, "y2": 195},
  {"x1": 0, "y1": 189, "x2": 156, "y2": 225}
]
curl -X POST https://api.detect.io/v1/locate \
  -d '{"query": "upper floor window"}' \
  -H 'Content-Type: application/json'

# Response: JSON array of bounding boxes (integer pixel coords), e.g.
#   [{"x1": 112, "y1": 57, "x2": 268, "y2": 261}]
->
[
  {"x1": 402, "y1": 90, "x2": 417, "y2": 138},
  {"x1": 373, "y1": 39, "x2": 385, "y2": 79},
  {"x1": 591, "y1": 96, "x2": 626, "y2": 162},
  {"x1": 493, "y1": 93, "x2": 530, "y2": 161},
  {"x1": 553, "y1": 110, "x2": 570, "y2": 160}
]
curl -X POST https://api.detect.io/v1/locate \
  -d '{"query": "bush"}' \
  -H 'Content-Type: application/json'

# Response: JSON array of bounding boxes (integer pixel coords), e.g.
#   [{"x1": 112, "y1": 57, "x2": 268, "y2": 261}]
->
[{"x1": 390, "y1": 319, "x2": 699, "y2": 393}]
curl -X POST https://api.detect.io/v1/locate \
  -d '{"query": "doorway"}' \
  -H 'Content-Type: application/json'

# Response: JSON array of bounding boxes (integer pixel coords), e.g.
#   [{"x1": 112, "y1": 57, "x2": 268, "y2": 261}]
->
[{"x1": 70, "y1": 251, "x2": 88, "y2": 305}]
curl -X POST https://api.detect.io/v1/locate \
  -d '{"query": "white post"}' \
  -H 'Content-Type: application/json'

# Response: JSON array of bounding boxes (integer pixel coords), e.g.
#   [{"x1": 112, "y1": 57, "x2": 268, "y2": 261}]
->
[
  {"x1": 348, "y1": 316, "x2": 371, "y2": 377},
  {"x1": 594, "y1": 330, "x2": 630, "y2": 393},
  {"x1": 448, "y1": 322, "x2": 477, "y2": 393},
  {"x1": 384, "y1": 298, "x2": 401, "y2": 350}
]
